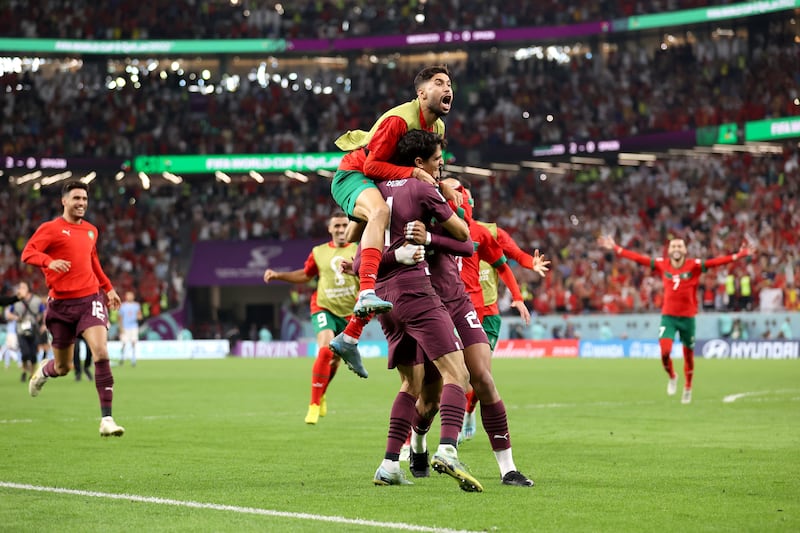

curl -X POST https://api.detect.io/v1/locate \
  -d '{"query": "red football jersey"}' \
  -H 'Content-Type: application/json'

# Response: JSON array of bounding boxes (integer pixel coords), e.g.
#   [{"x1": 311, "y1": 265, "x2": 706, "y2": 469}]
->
[{"x1": 21, "y1": 217, "x2": 113, "y2": 300}]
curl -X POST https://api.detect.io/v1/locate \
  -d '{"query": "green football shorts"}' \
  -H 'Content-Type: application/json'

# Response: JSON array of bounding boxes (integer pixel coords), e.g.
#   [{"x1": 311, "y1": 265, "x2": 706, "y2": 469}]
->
[
  {"x1": 331, "y1": 169, "x2": 377, "y2": 219},
  {"x1": 312, "y1": 310, "x2": 348, "y2": 336},
  {"x1": 482, "y1": 313, "x2": 502, "y2": 352},
  {"x1": 659, "y1": 315, "x2": 696, "y2": 349}
]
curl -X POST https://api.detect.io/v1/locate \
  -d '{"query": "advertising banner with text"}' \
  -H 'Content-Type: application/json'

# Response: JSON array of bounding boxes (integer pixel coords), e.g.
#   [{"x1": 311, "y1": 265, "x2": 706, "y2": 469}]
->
[
  {"x1": 579, "y1": 340, "x2": 684, "y2": 359},
  {"x1": 493, "y1": 339, "x2": 579, "y2": 358},
  {"x1": 107, "y1": 340, "x2": 229, "y2": 360},
  {"x1": 697, "y1": 339, "x2": 799, "y2": 359}
]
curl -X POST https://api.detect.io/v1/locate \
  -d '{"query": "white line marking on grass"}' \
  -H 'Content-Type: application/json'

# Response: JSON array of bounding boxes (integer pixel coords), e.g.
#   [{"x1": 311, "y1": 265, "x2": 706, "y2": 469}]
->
[
  {"x1": 723, "y1": 389, "x2": 800, "y2": 403},
  {"x1": 723, "y1": 391, "x2": 765, "y2": 403},
  {"x1": 0, "y1": 482, "x2": 480, "y2": 533},
  {"x1": 0, "y1": 419, "x2": 33, "y2": 424}
]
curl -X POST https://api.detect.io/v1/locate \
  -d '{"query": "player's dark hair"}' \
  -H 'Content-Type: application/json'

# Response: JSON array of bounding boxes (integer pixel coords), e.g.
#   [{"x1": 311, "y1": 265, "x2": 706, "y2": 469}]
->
[
  {"x1": 62, "y1": 180, "x2": 88, "y2": 196},
  {"x1": 330, "y1": 210, "x2": 347, "y2": 220},
  {"x1": 413, "y1": 65, "x2": 450, "y2": 91},
  {"x1": 393, "y1": 130, "x2": 446, "y2": 167}
]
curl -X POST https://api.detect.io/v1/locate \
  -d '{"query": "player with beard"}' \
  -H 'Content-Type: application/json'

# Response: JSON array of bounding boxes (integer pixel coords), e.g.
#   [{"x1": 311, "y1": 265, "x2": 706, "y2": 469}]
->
[
  {"x1": 598, "y1": 235, "x2": 754, "y2": 403},
  {"x1": 22, "y1": 181, "x2": 124, "y2": 437},
  {"x1": 329, "y1": 65, "x2": 461, "y2": 378}
]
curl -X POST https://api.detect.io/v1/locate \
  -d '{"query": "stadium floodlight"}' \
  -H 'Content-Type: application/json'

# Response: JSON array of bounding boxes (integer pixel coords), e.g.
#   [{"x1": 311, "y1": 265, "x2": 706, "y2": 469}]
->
[
  {"x1": 490, "y1": 163, "x2": 521, "y2": 171},
  {"x1": 40, "y1": 171, "x2": 73, "y2": 186},
  {"x1": 115, "y1": 171, "x2": 125, "y2": 181},
  {"x1": 618, "y1": 152, "x2": 657, "y2": 161},
  {"x1": 284, "y1": 170, "x2": 308, "y2": 183},
  {"x1": 570, "y1": 156, "x2": 605, "y2": 165},
  {"x1": 463, "y1": 166, "x2": 493, "y2": 177},
  {"x1": 521, "y1": 161, "x2": 556, "y2": 169},
  {"x1": 138, "y1": 172, "x2": 150, "y2": 190},
  {"x1": 214, "y1": 171, "x2": 232, "y2": 184},
  {"x1": 317, "y1": 169, "x2": 334, "y2": 179},
  {"x1": 162, "y1": 172, "x2": 183, "y2": 184},
  {"x1": 248, "y1": 170, "x2": 264, "y2": 183},
  {"x1": 15, "y1": 170, "x2": 43, "y2": 185},
  {"x1": 79, "y1": 171, "x2": 97, "y2": 184}
]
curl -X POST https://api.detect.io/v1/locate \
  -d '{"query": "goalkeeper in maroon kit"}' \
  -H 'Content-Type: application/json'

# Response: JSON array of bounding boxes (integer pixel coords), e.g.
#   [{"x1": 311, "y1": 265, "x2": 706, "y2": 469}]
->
[{"x1": 598, "y1": 235, "x2": 754, "y2": 403}]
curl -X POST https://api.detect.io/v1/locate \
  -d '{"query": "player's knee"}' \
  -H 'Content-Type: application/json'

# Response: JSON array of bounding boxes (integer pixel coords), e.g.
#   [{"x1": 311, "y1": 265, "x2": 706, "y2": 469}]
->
[
  {"x1": 470, "y1": 372, "x2": 496, "y2": 397},
  {"x1": 451, "y1": 364, "x2": 470, "y2": 390},
  {"x1": 90, "y1": 347, "x2": 109, "y2": 360},
  {"x1": 370, "y1": 201, "x2": 390, "y2": 226}
]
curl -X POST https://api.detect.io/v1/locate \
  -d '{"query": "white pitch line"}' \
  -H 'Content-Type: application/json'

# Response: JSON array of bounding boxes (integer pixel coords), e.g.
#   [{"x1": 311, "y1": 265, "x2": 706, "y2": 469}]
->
[
  {"x1": 723, "y1": 391, "x2": 765, "y2": 403},
  {"x1": 0, "y1": 482, "x2": 481, "y2": 533},
  {"x1": 723, "y1": 389, "x2": 800, "y2": 403}
]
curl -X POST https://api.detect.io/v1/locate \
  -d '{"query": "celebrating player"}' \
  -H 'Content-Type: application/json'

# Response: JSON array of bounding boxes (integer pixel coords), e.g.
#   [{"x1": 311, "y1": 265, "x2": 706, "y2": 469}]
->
[
  {"x1": 264, "y1": 211, "x2": 364, "y2": 422},
  {"x1": 21, "y1": 181, "x2": 125, "y2": 437},
  {"x1": 329, "y1": 66, "x2": 460, "y2": 374},
  {"x1": 598, "y1": 235, "x2": 754, "y2": 403}
]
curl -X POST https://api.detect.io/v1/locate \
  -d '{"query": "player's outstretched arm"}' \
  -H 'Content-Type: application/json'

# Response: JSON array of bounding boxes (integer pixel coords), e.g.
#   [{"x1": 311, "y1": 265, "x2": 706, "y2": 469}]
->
[
  {"x1": 263, "y1": 268, "x2": 310, "y2": 285},
  {"x1": 531, "y1": 250, "x2": 551, "y2": 278},
  {"x1": 496, "y1": 227, "x2": 549, "y2": 278},
  {"x1": 598, "y1": 235, "x2": 652, "y2": 266},
  {"x1": 598, "y1": 235, "x2": 616, "y2": 250},
  {"x1": 704, "y1": 241, "x2": 757, "y2": 268}
]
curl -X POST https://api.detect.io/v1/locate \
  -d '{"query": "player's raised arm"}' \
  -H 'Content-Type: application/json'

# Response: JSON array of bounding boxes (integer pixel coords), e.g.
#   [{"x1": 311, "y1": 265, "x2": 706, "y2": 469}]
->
[{"x1": 263, "y1": 268, "x2": 311, "y2": 285}]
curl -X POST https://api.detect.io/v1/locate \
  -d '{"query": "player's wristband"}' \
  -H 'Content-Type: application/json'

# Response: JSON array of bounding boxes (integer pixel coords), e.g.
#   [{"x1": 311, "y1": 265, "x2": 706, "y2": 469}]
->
[
  {"x1": 425, "y1": 232, "x2": 432, "y2": 246},
  {"x1": 456, "y1": 207, "x2": 466, "y2": 219}
]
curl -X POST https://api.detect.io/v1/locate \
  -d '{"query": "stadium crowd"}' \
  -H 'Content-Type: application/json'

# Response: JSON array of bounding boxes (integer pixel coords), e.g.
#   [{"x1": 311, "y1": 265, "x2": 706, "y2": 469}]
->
[
  {"x1": 2, "y1": 143, "x2": 797, "y2": 332},
  {"x1": 3, "y1": 25, "x2": 797, "y2": 163},
  {"x1": 1, "y1": 0, "x2": 741, "y2": 40}
]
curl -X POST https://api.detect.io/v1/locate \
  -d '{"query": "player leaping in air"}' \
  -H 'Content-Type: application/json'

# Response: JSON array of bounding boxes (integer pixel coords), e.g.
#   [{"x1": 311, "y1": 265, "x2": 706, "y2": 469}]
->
[{"x1": 329, "y1": 65, "x2": 460, "y2": 377}]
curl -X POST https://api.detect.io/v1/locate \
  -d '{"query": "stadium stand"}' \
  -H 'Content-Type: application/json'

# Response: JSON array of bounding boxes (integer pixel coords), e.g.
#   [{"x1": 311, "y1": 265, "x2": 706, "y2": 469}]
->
[{"x1": 0, "y1": 1, "x2": 745, "y2": 39}]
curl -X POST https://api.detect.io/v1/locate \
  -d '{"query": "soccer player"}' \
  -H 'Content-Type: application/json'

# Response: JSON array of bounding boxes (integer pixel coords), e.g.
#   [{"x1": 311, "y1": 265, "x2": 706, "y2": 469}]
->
[
  {"x1": 466, "y1": 215, "x2": 550, "y2": 438},
  {"x1": 439, "y1": 178, "x2": 534, "y2": 439},
  {"x1": 476, "y1": 223, "x2": 550, "y2": 349},
  {"x1": 118, "y1": 290, "x2": 142, "y2": 367},
  {"x1": 364, "y1": 130, "x2": 482, "y2": 491},
  {"x1": 330, "y1": 65, "x2": 459, "y2": 343},
  {"x1": 598, "y1": 235, "x2": 755, "y2": 403},
  {"x1": 402, "y1": 226, "x2": 538, "y2": 486},
  {"x1": 263, "y1": 211, "x2": 364, "y2": 423},
  {"x1": 21, "y1": 181, "x2": 125, "y2": 437}
]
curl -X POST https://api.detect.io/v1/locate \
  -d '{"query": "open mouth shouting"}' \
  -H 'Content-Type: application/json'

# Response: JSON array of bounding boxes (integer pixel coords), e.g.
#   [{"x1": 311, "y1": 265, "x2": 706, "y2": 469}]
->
[{"x1": 440, "y1": 94, "x2": 452, "y2": 113}]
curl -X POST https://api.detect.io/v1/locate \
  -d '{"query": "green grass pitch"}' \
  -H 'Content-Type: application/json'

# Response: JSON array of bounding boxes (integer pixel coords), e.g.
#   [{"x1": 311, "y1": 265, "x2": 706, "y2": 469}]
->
[{"x1": 1, "y1": 357, "x2": 798, "y2": 532}]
